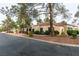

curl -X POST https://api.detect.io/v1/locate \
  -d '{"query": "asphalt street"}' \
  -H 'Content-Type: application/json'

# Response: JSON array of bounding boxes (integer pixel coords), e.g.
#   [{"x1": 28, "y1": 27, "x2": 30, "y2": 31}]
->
[{"x1": 0, "y1": 33, "x2": 79, "y2": 56}]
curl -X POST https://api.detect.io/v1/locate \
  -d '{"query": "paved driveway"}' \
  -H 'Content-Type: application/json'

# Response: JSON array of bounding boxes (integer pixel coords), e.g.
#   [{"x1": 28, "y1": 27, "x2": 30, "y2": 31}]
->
[{"x1": 0, "y1": 33, "x2": 79, "y2": 56}]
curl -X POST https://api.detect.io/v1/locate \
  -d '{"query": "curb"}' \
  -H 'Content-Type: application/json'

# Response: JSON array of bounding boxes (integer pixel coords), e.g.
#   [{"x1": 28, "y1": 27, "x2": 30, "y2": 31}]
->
[{"x1": 25, "y1": 37, "x2": 79, "y2": 48}]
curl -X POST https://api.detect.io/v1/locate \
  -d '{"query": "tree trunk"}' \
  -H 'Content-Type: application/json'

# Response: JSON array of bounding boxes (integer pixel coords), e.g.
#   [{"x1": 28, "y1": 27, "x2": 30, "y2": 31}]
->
[{"x1": 48, "y1": 3, "x2": 54, "y2": 36}]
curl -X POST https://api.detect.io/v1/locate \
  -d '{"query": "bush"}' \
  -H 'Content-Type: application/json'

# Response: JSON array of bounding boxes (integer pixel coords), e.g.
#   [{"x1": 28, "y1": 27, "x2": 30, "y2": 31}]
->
[
  {"x1": 34, "y1": 30, "x2": 40, "y2": 34},
  {"x1": 54, "y1": 30, "x2": 59, "y2": 36},
  {"x1": 44, "y1": 27, "x2": 51, "y2": 35},
  {"x1": 67, "y1": 30, "x2": 77, "y2": 36},
  {"x1": 71, "y1": 32, "x2": 77, "y2": 39},
  {"x1": 44, "y1": 30, "x2": 59, "y2": 35},
  {"x1": 76, "y1": 30, "x2": 79, "y2": 34},
  {"x1": 67, "y1": 30, "x2": 77, "y2": 39},
  {"x1": 28, "y1": 31, "x2": 33, "y2": 37},
  {"x1": 67, "y1": 30, "x2": 72, "y2": 36},
  {"x1": 44, "y1": 30, "x2": 50, "y2": 35},
  {"x1": 34, "y1": 29, "x2": 45, "y2": 35}
]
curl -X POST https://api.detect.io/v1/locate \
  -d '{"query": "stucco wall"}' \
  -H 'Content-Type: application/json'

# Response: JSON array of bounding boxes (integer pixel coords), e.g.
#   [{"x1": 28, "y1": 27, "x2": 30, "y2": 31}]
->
[
  {"x1": 54, "y1": 26, "x2": 65, "y2": 35},
  {"x1": 32, "y1": 25, "x2": 65, "y2": 35}
]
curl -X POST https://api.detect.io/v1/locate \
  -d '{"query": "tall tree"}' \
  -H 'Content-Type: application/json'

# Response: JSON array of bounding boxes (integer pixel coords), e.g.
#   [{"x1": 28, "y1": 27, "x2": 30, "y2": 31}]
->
[
  {"x1": 2, "y1": 15, "x2": 16, "y2": 32},
  {"x1": 74, "y1": 5, "x2": 79, "y2": 25},
  {"x1": 10, "y1": 3, "x2": 39, "y2": 32},
  {"x1": 36, "y1": 3, "x2": 69, "y2": 36},
  {"x1": 44, "y1": 17, "x2": 49, "y2": 23},
  {"x1": 37, "y1": 18, "x2": 42, "y2": 24},
  {"x1": 48, "y1": 3, "x2": 54, "y2": 36},
  {"x1": 0, "y1": 6, "x2": 16, "y2": 32},
  {"x1": 0, "y1": 3, "x2": 70, "y2": 36},
  {"x1": 75, "y1": 6, "x2": 79, "y2": 17},
  {"x1": 8, "y1": 4, "x2": 28, "y2": 32}
]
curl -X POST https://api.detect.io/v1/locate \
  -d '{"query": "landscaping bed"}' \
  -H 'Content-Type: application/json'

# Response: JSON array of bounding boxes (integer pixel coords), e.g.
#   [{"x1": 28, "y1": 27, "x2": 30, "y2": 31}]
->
[{"x1": 32, "y1": 34, "x2": 79, "y2": 45}]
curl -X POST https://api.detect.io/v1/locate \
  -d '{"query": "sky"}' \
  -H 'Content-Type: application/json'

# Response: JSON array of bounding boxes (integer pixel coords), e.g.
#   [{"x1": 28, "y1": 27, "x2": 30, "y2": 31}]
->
[
  {"x1": 0, "y1": 3, "x2": 79, "y2": 26},
  {"x1": 0, "y1": 3, "x2": 17, "y2": 24},
  {"x1": 56, "y1": 3, "x2": 79, "y2": 25}
]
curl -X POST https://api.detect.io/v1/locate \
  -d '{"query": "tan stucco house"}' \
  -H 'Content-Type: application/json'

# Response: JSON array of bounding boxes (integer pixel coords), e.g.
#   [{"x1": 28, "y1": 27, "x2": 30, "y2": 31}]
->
[{"x1": 32, "y1": 21, "x2": 79, "y2": 35}]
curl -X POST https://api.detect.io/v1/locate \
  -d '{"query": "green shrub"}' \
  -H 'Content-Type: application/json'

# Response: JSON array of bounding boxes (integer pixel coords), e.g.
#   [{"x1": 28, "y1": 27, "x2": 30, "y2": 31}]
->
[
  {"x1": 76, "y1": 30, "x2": 79, "y2": 34},
  {"x1": 44, "y1": 30, "x2": 59, "y2": 35},
  {"x1": 67, "y1": 30, "x2": 72, "y2": 36},
  {"x1": 44, "y1": 27, "x2": 53, "y2": 35},
  {"x1": 54, "y1": 30, "x2": 59, "y2": 36},
  {"x1": 71, "y1": 32, "x2": 77, "y2": 39},
  {"x1": 44, "y1": 30, "x2": 50, "y2": 35},
  {"x1": 67, "y1": 30, "x2": 79, "y2": 36},
  {"x1": 34, "y1": 30, "x2": 40, "y2": 34},
  {"x1": 67, "y1": 30, "x2": 77, "y2": 39}
]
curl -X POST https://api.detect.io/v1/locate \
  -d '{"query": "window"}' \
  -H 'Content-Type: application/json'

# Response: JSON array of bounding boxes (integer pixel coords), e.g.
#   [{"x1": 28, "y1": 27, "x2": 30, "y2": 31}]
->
[{"x1": 40, "y1": 28, "x2": 43, "y2": 32}]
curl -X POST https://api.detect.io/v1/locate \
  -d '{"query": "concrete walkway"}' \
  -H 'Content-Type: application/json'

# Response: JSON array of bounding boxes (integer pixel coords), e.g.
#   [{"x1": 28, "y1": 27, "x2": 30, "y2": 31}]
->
[{"x1": 0, "y1": 33, "x2": 79, "y2": 56}]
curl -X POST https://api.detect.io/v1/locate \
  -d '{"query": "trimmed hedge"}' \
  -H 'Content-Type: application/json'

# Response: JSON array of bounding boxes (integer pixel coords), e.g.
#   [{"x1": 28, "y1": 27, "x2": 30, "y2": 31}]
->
[
  {"x1": 67, "y1": 30, "x2": 78, "y2": 36},
  {"x1": 71, "y1": 32, "x2": 77, "y2": 39},
  {"x1": 34, "y1": 29, "x2": 59, "y2": 36},
  {"x1": 67, "y1": 30, "x2": 78, "y2": 39},
  {"x1": 34, "y1": 30, "x2": 40, "y2": 34}
]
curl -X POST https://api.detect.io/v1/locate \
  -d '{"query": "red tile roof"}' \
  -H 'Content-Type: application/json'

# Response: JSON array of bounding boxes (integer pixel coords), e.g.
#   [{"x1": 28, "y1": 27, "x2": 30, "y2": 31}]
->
[
  {"x1": 33, "y1": 21, "x2": 78, "y2": 27},
  {"x1": 36, "y1": 21, "x2": 67, "y2": 27}
]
